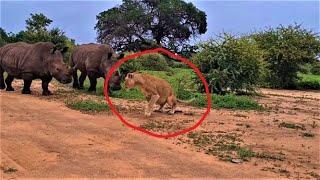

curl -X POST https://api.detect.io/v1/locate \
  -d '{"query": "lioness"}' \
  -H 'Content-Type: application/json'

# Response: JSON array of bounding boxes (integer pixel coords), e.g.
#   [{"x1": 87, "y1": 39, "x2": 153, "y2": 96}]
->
[{"x1": 124, "y1": 72, "x2": 177, "y2": 117}]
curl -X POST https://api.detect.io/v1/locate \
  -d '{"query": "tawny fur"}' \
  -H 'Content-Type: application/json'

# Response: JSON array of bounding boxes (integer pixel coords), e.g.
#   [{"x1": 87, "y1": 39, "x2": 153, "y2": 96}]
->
[{"x1": 124, "y1": 72, "x2": 177, "y2": 117}]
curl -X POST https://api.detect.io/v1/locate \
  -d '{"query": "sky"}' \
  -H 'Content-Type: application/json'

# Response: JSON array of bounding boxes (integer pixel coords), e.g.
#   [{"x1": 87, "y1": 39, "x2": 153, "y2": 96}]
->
[{"x1": 1, "y1": 0, "x2": 319, "y2": 44}]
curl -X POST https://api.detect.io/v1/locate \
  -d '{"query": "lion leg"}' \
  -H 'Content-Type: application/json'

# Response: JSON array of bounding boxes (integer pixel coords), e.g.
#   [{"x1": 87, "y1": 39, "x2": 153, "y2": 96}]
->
[
  {"x1": 167, "y1": 95, "x2": 177, "y2": 115},
  {"x1": 145, "y1": 94, "x2": 160, "y2": 117},
  {"x1": 155, "y1": 103, "x2": 166, "y2": 113}
]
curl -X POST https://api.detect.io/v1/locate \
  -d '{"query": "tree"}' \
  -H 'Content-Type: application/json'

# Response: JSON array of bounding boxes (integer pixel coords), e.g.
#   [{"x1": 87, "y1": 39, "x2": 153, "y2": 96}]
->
[
  {"x1": 95, "y1": 0, "x2": 207, "y2": 52},
  {"x1": 192, "y1": 33, "x2": 263, "y2": 94},
  {"x1": 0, "y1": 28, "x2": 9, "y2": 46},
  {"x1": 252, "y1": 24, "x2": 320, "y2": 88},
  {"x1": 0, "y1": 28, "x2": 19, "y2": 46},
  {"x1": 26, "y1": 13, "x2": 53, "y2": 32},
  {"x1": 0, "y1": 13, "x2": 75, "y2": 62}
]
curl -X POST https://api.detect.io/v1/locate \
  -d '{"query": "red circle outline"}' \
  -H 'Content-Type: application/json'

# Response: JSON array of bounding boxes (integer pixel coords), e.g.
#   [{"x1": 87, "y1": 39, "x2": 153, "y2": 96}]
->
[{"x1": 104, "y1": 48, "x2": 211, "y2": 138}]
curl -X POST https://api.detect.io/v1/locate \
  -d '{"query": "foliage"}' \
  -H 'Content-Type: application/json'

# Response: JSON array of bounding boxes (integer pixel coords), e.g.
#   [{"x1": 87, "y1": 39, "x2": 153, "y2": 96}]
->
[
  {"x1": 0, "y1": 13, "x2": 75, "y2": 57},
  {"x1": 296, "y1": 73, "x2": 320, "y2": 90},
  {"x1": 110, "y1": 68, "x2": 262, "y2": 110},
  {"x1": 112, "y1": 68, "x2": 197, "y2": 100},
  {"x1": 119, "y1": 52, "x2": 170, "y2": 78},
  {"x1": 310, "y1": 61, "x2": 320, "y2": 75},
  {"x1": 25, "y1": 13, "x2": 53, "y2": 32},
  {"x1": 0, "y1": 28, "x2": 17, "y2": 47},
  {"x1": 95, "y1": 0, "x2": 207, "y2": 52},
  {"x1": 252, "y1": 24, "x2": 320, "y2": 89},
  {"x1": 192, "y1": 33, "x2": 263, "y2": 94},
  {"x1": 137, "y1": 53, "x2": 170, "y2": 71}
]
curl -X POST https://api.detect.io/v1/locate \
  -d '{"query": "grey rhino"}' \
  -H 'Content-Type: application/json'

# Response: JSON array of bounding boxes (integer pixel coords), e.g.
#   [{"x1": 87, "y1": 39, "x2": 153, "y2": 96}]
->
[
  {"x1": 70, "y1": 43, "x2": 124, "y2": 92},
  {"x1": 0, "y1": 42, "x2": 72, "y2": 95}
]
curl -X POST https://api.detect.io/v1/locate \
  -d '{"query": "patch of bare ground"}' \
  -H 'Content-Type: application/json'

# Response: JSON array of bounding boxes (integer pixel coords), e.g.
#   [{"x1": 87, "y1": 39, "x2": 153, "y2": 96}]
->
[{"x1": 1, "y1": 79, "x2": 319, "y2": 178}]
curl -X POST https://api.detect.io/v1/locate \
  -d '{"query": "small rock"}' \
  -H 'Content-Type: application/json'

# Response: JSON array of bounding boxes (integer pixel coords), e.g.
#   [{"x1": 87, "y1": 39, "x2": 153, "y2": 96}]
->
[{"x1": 231, "y1": 158, "x2": 243, "y2": 164}]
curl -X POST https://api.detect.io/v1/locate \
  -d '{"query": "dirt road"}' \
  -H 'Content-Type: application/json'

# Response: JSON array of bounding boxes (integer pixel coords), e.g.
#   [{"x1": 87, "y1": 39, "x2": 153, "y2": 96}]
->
[
  {"x1": 1, "y1": 91, "x2": 277, "y2": 179},
  {"x1": 1, "y1": 81, "x2": 319, "y2": 179}
]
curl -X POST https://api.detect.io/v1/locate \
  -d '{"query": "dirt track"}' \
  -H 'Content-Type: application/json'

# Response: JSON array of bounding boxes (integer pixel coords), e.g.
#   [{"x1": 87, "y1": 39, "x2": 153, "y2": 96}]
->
[{"x1": 1, "y1": 82, "x2": 319, "y2": 179}]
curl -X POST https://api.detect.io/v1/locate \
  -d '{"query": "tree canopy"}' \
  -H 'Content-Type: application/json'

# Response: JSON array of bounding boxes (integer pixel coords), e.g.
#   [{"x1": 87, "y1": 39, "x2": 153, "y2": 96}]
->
[
  {"x1": 95, "y1": 0, "x2": 207, "y2": 52},
  {"x1": 25, "y1": 13, "x2": 53, "y2": 32},
  {"x1": 252, "y1": 24, "x2": 320, "y2": 88},
  {"x1": 0, "y1": 13, "x2": 75, "y2": 53}
]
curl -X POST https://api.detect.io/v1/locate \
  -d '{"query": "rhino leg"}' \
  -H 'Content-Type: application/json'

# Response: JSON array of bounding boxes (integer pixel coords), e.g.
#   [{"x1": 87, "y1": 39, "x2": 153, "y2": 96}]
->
[
  {"x1": 72, "y1": 69, "x2": 79, "y2": 89},
  {"x1": 78, "y1": 72, "x2": 87, "y2": 90},
  {"x1": 41, "y1": 76, "x2": 53, "y2": 96},
  {"x1": 87, "y1": 71, "x2": 97, "y2": 92},
  {"x1": 22, "y1": 79, "x2": 32, "y2": 94},
  {"x1": 21, "y1": 73, "x2": 33, "y2": 94},
  {"x1": 0, "y1": 68, "x2": 5, "y2": 89},
  {"x1": 5, "y1": 74, "x2": 15, "y2": 91}
]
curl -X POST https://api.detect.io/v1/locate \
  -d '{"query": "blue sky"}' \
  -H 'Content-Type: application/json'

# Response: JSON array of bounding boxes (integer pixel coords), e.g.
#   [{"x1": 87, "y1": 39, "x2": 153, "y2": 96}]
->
[{"x1": 1, "y1": 0, "x2": 319, "y2": 44}]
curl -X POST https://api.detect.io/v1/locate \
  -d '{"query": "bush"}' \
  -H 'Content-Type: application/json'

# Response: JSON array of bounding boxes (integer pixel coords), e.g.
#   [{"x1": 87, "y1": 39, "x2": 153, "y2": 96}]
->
[
  {"x1": 192, "y1": 34, "x2": 262, "y2": 94},
  {"x1": 311, "y1": 61, "x2": 320, "y2": 75},
  {"x1": 119, "y1": 52, "x2": 170, "y2": 78},
  {"x1": 296, "y1": 73, "x2": 320, "y2": 90},
  {"x1": 137, "y1": 53, "x2": 170, "y2": 71},
  {"x1": 119, "y1": 52, "x2": 143, "y2": 78},
  {"x1": 252, "y1": 24, "x2": 320, "y2": 89}
]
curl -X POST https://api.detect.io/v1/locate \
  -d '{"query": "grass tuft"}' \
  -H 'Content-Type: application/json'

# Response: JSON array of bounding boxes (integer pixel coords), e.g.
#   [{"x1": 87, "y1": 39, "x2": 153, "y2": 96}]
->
[
  {"x1": 279, "y1": 122, "x2": 306, "y2": 130},
  {"x1": 66, "y1": 100, "x2": 109, "y2": 112}
]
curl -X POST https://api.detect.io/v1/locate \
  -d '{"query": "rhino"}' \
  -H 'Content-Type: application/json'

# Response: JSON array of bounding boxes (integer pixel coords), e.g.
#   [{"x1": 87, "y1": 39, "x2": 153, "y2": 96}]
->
[
  {"x1": 0, "y1": 42, "x2": 72, "y2": 95},
  {"x1": 70, "y1": 43, "x2": 124, "y2": 93}
]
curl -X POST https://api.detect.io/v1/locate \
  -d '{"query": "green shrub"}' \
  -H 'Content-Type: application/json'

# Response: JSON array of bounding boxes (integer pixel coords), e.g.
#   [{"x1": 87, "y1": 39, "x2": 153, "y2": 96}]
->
[
  {"x1": 311, "y1": 61, "x2": 320, "y2": 75},
  {"x1": 118, "y1": 52, "x2": 143, "y2": 78},
  {"x1": 192, "y1": 33, "x2": 262, "y2": 94},
  {"x1": 296, "y1": 73, "x2": 320, "y2": 90},
  {"x1": 137, "y1": 53, "x2": 170, "y2": 71},
  {"x1": 252, "y1": 24, "x2": 320, "y2": 89},
  {"x1": 119, "y1": 52, "x2": 170, "y2": 78}
]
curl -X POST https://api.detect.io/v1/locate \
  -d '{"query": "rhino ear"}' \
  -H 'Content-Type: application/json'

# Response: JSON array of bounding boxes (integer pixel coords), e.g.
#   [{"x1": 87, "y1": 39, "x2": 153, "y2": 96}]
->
[
  {"x1": 107, "y1": 52, "x2": 113, "y2": 59},
  {"x1": 50, "y1": 46, "x2": 58, "y2": 54},
  {"x1": 61, "y1": 47, "x2": 69, "y2": 54}
]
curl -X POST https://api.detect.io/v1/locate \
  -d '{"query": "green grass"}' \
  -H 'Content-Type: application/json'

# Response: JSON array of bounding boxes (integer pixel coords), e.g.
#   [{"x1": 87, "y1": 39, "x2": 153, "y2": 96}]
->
[
  {"x1": 190, "y1": 93, "x2": 262, "y2": 110},
  {"x1": 297, "y1": 73, "x2": 320, "y2": 90},
  {"x1": 80, "y1": 68, "x2": 261, "y2": 110},
  {"x1": 65, "y1": 100, "x2": 109, "y2": 112}
]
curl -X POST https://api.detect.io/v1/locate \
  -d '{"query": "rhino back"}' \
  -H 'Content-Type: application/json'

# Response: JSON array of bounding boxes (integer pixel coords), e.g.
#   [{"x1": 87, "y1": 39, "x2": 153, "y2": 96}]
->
[
  {"x1": 0, "y1": 42, "x2": 54, "y2": 77},
  {"x1": 71, "y1": 44, "x2": 114, "y2": 72},
  {"x1": 0, "y1": 42, "x2": 31, "y2": 77}
]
